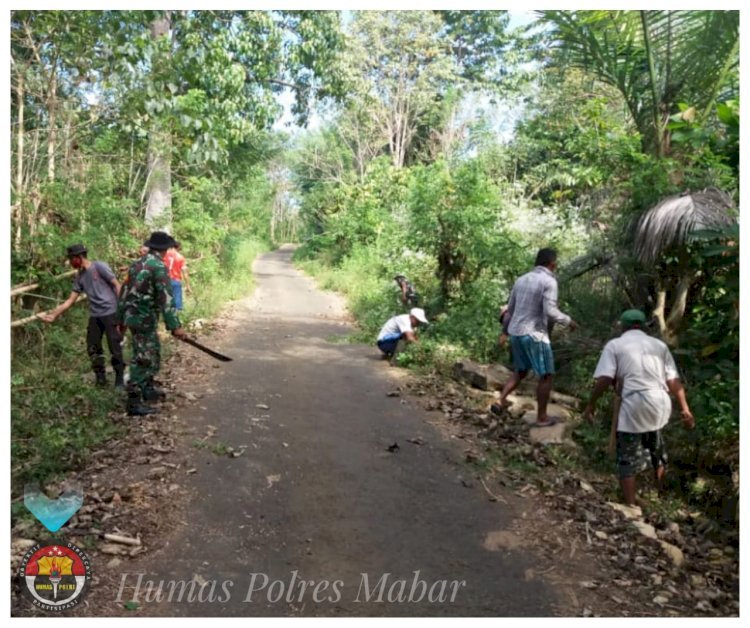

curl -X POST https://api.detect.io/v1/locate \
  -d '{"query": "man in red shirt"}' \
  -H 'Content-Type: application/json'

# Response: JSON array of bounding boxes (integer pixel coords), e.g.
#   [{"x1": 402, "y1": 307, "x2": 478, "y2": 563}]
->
[{"x1": 163, "y1": 241, "x2": 190, "y2": 311}]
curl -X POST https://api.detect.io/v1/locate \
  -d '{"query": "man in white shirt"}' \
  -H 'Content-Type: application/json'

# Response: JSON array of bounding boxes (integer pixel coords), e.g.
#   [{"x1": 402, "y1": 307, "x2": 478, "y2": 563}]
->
[
  {"x1": 377, "y1": 307, "x2": 429, "y2": 364},
  {"x1": 582, "y1": 309, "x2": 695, "y2": 506},
  {"x1": 495, "y1": 248, "x2": 577, "y2": 426}
]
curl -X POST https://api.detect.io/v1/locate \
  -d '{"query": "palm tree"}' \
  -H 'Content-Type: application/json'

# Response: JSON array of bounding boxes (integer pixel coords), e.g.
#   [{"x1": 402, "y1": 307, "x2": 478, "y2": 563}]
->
[
  {"x1": 633, "y1": 187, "x2": 736, "y2": 344},
  {"x1": 539, "y1": 10, "x2": 739, "y2": 157},
  {"x1": 541, "y1": 10, "x2": 739, "y2": 346}
]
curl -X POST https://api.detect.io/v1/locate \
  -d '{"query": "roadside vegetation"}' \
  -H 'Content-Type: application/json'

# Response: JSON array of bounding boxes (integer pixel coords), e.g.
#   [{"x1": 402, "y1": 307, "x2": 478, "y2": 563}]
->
[
  {"x1": 10, "y1": 10, "x2": 336, "y2": 490},
  {"x1": 10, "y1": 9, "x2": 739, "y2": 527},
  {"x1": 290, "y1": 10, "x2": 739, "y2": 524}
]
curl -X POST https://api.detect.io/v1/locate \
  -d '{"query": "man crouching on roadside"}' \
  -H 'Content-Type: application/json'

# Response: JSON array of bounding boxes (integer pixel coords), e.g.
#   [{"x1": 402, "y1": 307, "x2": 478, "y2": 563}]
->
[
  {"x1": 376, "y1": 307, "x2": 429, "y2": 365},
  {"x1": 582, "y1": 309, "x2": 695, "y2": 506}
]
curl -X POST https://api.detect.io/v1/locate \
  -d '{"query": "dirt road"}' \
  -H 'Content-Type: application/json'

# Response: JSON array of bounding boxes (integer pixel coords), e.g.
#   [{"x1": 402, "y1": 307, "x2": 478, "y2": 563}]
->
[{"x1": 118, "y1": 246, "x2": 558, "y2": 616}]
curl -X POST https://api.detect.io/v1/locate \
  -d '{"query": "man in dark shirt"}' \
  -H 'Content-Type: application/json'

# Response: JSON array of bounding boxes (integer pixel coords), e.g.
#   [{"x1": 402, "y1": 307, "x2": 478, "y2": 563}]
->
[
  {"x1": 40, "y1": 243, "x2": 124, "y2": 387},
  {"x1": 394, "y1": 274, "x2": 419, "y2": 307}
]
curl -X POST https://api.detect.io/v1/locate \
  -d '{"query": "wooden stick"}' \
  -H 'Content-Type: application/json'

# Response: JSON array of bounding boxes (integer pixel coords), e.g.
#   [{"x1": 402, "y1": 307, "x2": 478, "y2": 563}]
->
[
  {"x1": 11, "y1": 312, "x2": 49, "y2": 327},
  {"x1": 103, "y1": 533, "x2": 141, "y2": 547},
  {"x1": 10, "y1": 269, "x2": 76, "y2": 296},
  {"x1": 480, "y1": 476, "x2": 508, "y2": 504},
  {"x1": 11, "y1": 294, "x2": 87, "y2": 327},
  {"x1": 609, "y1": 394, "x2": 621, "y2": 458},
  {"x1": 19, "y1": 292, "x2": 64, "y2": 302}
]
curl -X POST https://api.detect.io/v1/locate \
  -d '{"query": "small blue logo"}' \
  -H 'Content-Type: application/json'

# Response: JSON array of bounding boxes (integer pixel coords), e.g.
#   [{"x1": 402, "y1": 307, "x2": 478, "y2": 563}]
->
[{"x1": 24, "y1": 483, "x2": 83, "y2": 533}]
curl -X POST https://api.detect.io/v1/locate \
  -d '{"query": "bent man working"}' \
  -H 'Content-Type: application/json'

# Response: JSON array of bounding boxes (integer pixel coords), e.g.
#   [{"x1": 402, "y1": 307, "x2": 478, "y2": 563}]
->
[
  {"x1": 582, "y1": 309, "x2": 695, "y2": 506},
  {"x1": 377, "y1": 307, "x2": 429, "y2": 365}
]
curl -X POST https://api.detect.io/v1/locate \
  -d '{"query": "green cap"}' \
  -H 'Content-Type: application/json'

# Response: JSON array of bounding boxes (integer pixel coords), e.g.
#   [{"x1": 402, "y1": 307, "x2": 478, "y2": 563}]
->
[{"x1": 620, "y1": 309, "x2": 647, "y2": 325}]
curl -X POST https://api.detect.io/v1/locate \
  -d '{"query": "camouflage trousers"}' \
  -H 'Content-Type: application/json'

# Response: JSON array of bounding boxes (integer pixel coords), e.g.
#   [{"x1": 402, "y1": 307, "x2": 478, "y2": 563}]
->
[{"x1": 127, "y1": 328, "x2": 161, "y2": 391}]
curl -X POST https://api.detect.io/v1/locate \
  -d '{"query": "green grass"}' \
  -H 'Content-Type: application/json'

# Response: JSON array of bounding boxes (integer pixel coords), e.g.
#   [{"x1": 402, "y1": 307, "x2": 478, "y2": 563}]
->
[
  {"x1": 11, "y1": 235, "x2": 269, "y2": 503},
  {"x1": 192, "y1": 439, "x2": 230, "y2": 456},
  {"x1": 11, "y1": 309, "x2": 126, "y2": 493}
]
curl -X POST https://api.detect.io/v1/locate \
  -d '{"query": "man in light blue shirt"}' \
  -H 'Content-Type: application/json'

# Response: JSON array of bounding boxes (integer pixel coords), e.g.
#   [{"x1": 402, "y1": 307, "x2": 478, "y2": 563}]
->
[{"x1": 494, "y1": 248, "x2": 576, "y2": 426}]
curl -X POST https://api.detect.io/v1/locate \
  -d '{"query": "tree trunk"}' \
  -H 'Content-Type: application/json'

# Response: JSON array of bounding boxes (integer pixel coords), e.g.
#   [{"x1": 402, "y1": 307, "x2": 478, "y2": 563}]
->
[
  {"x1": 144, "y1": 125, "x2": 172, "y2": 229},
  {"x1": 15, "y1": 70, "x2": 25, "y2": 199},
  {"x1": 652, "y1": 272, "x2": 695, "y2": 347},
  {"x1": 13, "y1": 70, "x2": 26, "y2": 251},
  {"x1": 652, "y1": 283, "x2": 668, "y2": 341},
  {"x1": 664, "y1": 272, "x2": 694, "y2": 344},
  {"x1": 47, "y1": 70, "x2": 57, "y2": 182},
  {"x1": 144, "y1": 13, "x2": 173, "y2": 230}
]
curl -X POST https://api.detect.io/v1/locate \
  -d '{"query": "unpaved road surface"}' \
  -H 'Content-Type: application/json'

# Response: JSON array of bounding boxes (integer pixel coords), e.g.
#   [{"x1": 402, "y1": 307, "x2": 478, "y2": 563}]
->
[{"x1": 108, "y1": 246, "x2": 558, "y2": 616}]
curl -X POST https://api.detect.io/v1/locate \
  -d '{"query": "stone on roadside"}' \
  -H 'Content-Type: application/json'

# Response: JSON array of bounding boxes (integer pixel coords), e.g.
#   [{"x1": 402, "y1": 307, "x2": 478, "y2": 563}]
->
[
  {"x1": 521, "y1": 403, "x2": 572, "y2": 425},
  {"x1": 607, "y1": 501, "x2": 643, "y2": 520},
  {"x1": 529, "y1": 421, "x2": 573, "y2": 445},
  {"x1": 99, "y1": 543, "x2": 130, "y2": 555},
  {"x1": 549, "y1": 390, "x2": 580, "y2": 408},
  {"x1": 148, "y1": 467, "x2": 168, "y2": 479},
  {"x1": 659, "y1": 540, "x2": 685, "y2": 567},
  {"x1": 12, "y1": 538, "x2": 36, "y2": 554},
  {"x1": 631, "y1": 520, "x2": 658, "y2": 540},
  {"x1": 452, "y1": 360, "x2": 512, "y2": 391}
]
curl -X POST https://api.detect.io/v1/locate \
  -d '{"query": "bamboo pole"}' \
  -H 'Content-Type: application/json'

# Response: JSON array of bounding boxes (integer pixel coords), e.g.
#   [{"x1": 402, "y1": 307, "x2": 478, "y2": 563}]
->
[
  {"x1": 11, "y1": 294, "x2": 88, "y2": 328},
  {"x1": 10, "y1": 269, "x2": 76, "y2": 297}
]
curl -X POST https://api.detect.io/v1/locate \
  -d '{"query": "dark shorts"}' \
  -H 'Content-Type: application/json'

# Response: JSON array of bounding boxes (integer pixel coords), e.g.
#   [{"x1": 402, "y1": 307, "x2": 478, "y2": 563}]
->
[
  {"x1": 377, "y1": 332, "x2": 402, "y2": 355},
  {"x1": 616, "y1": 430, "x2": 668, "y2": 479},
  {"x1": 510, "y1": 335, "x2": 555, "y2": 376}
]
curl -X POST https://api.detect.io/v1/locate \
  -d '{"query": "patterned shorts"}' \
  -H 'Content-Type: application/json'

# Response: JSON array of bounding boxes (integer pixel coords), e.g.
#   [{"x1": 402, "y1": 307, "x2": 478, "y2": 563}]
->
[
  {"x1": 616, "y1": 430, "x2": 668, "y2": 479},
  {"x1": 510, "y1": 335, "x2": 555, "y2": 376}
]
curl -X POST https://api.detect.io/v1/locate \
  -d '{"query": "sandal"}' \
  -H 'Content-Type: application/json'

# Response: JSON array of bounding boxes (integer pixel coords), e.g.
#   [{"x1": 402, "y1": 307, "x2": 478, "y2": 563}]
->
[{"x1": 532, "y1": 416, "x2": 562, "y2": 428}]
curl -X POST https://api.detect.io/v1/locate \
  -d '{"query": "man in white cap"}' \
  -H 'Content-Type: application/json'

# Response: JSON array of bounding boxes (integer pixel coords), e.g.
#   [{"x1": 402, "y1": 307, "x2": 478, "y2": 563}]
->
[{"x1": 376, "y1": 307, "x2": 429, "y2": 365}]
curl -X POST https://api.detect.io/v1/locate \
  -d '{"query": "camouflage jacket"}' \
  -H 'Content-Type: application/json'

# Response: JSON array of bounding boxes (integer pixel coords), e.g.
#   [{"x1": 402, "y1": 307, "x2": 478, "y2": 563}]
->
[{"x1": 117, "y1": 253, "x2": 181, "y2": 331}]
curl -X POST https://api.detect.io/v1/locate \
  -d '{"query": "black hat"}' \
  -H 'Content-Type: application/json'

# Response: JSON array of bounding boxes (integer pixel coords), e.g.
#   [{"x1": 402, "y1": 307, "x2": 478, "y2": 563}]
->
[
  {"x1": 144, "y1": 231, "x2": 175, "y2": 251},
  {"x1": 66, "y1": 243, "x2": 88, "y2": 257}
]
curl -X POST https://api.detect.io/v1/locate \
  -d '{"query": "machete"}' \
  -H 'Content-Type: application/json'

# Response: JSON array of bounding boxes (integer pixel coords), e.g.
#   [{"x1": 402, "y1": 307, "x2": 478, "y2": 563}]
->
[{"x1": 179, "y1": 336, "x2": 233, "y2": 362}]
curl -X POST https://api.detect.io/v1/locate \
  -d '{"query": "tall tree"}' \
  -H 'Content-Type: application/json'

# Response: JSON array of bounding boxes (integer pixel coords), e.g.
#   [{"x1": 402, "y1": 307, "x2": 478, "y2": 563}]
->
[
  {"x1": 540, "y1": 10, "x2": 739, "y2": 157},
  {"x1": 144, "y1": 11, "x2": 173, "y2": 228},
  {"x1": 108, "y1": 10, "x2": 346, "y2": 229},
  {"x1": 348, "y1": 11, "x2": 459, "y2": 169},
  {"x1": 11, "y1": 11, "x2": 114, "y2": 243}
]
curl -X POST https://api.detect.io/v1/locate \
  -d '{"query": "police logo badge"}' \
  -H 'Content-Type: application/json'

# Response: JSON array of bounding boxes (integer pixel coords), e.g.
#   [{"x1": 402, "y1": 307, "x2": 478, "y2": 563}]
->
[{"x1": 18, "y1": 541, "x2": 92, "y2": 611}]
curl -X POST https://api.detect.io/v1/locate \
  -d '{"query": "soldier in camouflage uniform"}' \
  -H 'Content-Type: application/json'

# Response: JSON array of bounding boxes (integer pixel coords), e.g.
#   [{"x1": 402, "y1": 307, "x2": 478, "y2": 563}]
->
[{"x1": 117, "y1": 231, "x2": 186, "y2": 415}]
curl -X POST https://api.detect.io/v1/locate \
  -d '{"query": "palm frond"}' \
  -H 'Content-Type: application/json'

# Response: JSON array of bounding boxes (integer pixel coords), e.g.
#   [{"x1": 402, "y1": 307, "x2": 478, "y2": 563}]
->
[
  {"x1": 539, "y1": 10, "x2": 740, "y2": 154},
  {"x1": 634, "y1": 187, "x2": 736, "y2": 265}
]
